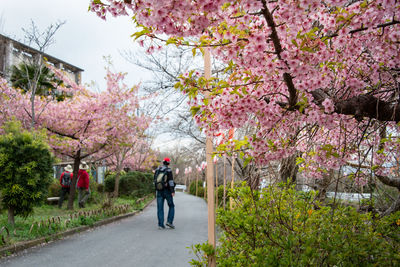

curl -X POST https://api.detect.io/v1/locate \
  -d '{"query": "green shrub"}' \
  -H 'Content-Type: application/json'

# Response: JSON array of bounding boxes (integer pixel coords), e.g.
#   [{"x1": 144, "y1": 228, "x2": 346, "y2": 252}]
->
[
  {"x1": 97, "y1": 183, "x2": 104, "y2": 193},
  {"x1": 47, "y1": 179, "x2": 61, "y2": 197},
  {"x1": 120, "y1": 171, "x2": 153, "y2": 197},
  {"x1": 0, "y1": 120, "x2": 54, "y2": 225},
  {"x1": 191, "y1": 184, "x2": 400, "y2": 266},
  {"x1": 216, "y1": 185, "x2": 228, "y2": 208},
  {"x1": 104, "y1": 175, "x2": 115, "y2": 193},
  {"x1": 103, "y1": 171, "x2": 153, "y2": 198},
  {"x1": 87, "y1": 177, "x2": 102, "y2": 204},
  {"x1": 189, "y1": 180, "x2": 205, "y2": 197}
]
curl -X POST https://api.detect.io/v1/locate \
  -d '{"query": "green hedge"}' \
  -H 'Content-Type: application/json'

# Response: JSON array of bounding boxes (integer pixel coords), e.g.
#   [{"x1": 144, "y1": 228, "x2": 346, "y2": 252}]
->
[
  {"x1": 104, "y1": 171, "x2": 153, "y2": 198},
  {"x1": 190, "y1": 184, "x2": 400, "y2": 266},
  {"x1": 48, "y1": 179, "x2": 61, "y2": 198},
  {"x1": 189, "y1": 180, "x2": 205, "y2": 197},
  {"x1": 189, "y1": 181, "x2": 235, "y2": 205}
]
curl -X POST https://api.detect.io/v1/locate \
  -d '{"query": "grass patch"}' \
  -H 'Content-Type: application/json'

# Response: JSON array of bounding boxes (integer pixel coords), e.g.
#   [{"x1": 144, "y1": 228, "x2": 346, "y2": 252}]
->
[{"x1": 0, "y1": 194, "x2": 154, "y2": 248}]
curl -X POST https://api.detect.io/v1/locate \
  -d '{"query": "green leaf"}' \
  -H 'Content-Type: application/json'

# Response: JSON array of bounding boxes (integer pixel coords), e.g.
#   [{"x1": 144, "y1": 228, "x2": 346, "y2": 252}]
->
[
  {"x1": 131, "y1": 28, "x2": 151, "y2": 40},
  {"x1": 190, "y1": 106, "x2": 201, "y2": 116},
  {"x1": 296, "y1": 157, "x2": 305, "y2": 165}
]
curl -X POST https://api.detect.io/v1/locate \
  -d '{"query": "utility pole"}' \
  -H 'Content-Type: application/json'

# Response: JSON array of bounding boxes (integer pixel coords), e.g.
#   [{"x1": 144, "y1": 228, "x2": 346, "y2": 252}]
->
[{"x1": 204, "y1": 48, "x2": 216, "y2": 267}]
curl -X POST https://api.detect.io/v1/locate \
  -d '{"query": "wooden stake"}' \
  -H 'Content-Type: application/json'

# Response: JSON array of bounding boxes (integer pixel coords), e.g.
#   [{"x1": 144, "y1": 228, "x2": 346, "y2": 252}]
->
[
  {"x1": 230, "y1": 155, "x2": 235, "y2": 210},
  {"x1": 196, "y1": 172, "x2": 198, "y2": 196},
  {"x1": 215, "y1": 159, "x2": 218, "y2": 209},
  {"x1": 204, "y1": 176, "x2": 207, "y2": 200},
  {"x1": 204, "y1": 47, "x2": 216, "y2": 267},
  {"x1": 223, "y1": 155, "x2": 226, "y2": 210}
]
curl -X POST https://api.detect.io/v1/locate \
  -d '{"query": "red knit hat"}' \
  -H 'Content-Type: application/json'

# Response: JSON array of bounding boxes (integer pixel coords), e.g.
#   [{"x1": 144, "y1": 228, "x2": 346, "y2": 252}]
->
[{"x1": 163, "y1": 157, "x2": 171, "y2": 163}]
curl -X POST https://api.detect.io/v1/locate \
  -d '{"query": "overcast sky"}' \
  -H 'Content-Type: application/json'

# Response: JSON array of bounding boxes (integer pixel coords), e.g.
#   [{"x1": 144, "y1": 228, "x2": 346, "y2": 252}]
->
[
  {"x1": 0, "y1": 0, "x2": 196, "y2": 152},
  {"x1": 0, "y1": 0, "x2": 151, "y2": 90}
]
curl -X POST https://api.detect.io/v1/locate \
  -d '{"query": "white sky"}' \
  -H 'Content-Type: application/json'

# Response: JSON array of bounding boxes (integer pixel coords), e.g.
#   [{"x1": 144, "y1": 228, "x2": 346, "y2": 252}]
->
[{"x1": 0, "y1": 0, "x2": 151, "y2": 90}]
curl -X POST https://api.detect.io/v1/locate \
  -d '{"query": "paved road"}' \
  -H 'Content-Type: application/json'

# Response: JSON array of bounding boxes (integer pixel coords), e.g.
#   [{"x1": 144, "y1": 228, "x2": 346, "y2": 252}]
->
[{"x1": 0, "y1": 192, "x2": 208, "y2": 267}]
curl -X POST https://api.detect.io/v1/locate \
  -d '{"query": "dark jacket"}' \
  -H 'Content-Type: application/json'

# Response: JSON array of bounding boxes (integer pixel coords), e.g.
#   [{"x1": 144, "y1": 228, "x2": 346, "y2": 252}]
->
[
  {"x1": 154, "y1": 165, "x2": 175, "y2": 193},
  {"x1": 59, "y1": 171, "x2": 72, "y2": 188}
]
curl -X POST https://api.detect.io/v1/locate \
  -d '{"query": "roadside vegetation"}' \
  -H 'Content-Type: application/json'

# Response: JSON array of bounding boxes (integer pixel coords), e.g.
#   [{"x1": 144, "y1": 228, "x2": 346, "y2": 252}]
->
[
  {"x1": 190, "y1": 183, "x2": 400, "y2": 267},
  {"x1": 0, "y1": 169, "x2": 155, "y2": 249}
]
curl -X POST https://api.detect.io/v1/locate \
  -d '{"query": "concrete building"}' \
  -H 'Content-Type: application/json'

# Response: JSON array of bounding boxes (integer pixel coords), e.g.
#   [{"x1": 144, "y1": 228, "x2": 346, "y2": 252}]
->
[{"x1": 0, "y1": 33, "x2": 83, "y2": 84}]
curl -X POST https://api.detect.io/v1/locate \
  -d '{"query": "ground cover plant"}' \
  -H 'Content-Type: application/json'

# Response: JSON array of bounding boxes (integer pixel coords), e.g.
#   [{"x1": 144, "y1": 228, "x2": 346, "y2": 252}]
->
[{"x1": 190, "y1": 184, "x2": 400, "y2": 266}]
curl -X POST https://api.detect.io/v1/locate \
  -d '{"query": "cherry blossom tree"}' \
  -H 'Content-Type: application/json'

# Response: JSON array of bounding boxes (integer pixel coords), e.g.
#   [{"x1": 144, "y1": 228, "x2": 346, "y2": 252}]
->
[
  {"x1": 89, "y1": 0, "x2": 400, "y2": 213},
  {"x1": 0, "y1": 67, "x2": 151, "y2": 209}
]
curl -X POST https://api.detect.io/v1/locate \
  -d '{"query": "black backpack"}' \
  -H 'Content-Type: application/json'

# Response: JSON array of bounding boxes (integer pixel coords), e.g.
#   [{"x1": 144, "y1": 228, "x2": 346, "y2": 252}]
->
[
  {"x1": 61, "y1": 172, "x2": 72, "y2": 187},
  {"x1": 155, "y1": 168, "x2": 167, "y2": 191}
]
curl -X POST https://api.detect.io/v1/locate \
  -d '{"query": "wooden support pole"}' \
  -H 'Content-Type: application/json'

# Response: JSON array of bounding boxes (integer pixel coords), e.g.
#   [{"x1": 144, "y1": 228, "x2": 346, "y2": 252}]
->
[
  {"x1": 204, "y1": 47, "x2": 216, "y2": 267},
  {"x1": 196, "y1": 172, "x2": 198, "y2": 196},
  {"x1": 215, "y1": 160, "x2": 218, "y2": 209},
  {"x1": 230, "y1": 155, "x2": 235, "y2": 210},
  {"x1": 223, "y1": 155, "x2": 226, "y2": 210},
  {"x1": 204, "y1": 176, "x2": 207, "y2": 200}
]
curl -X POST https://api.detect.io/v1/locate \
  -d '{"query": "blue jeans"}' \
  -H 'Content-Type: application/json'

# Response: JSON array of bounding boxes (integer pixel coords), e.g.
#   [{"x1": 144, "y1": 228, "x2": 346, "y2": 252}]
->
[{"x1": 156, "y1": 189, "x2": 175, "y2": 227}]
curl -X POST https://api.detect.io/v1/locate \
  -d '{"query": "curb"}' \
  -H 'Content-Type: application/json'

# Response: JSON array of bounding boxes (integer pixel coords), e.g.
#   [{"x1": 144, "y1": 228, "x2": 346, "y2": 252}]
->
[{"x1": 0, "y1": 198, "x2": 155, "y2": 259}]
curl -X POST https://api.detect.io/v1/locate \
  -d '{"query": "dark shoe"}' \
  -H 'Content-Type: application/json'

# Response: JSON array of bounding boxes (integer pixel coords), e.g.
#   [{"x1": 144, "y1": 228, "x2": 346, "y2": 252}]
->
[
  {"x1": 79, "y1": 202, "x2": 84, "y2": 208},
  {"x1": 158, "y1": 226, "x2": 166, "y2": 230},
  {"x1": 166, "y1": 222, "x2": 175, "y2": 229}
]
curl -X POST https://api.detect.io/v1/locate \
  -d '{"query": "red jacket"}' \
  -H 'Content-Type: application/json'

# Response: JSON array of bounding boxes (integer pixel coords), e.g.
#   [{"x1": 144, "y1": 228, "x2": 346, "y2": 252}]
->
[
  {"x1": 59, "y1": 171, "x2": 73, "y2": 188},
  {"x1": 77, "y1": 169, "x2": 90, "y2": 189}
]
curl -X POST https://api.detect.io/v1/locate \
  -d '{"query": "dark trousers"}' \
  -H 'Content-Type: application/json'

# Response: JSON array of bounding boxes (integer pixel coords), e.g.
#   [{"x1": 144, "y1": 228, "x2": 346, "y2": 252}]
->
[
  {"x1": 58, "y1": 187, "x2": 70, "y2": 208},
  {"x1": 156, "y1": 189, "x2": 175, "y2": 227}
]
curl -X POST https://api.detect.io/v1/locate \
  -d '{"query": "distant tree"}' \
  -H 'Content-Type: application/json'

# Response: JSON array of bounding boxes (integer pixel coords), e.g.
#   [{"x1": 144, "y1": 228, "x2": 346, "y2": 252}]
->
[
  {"x1": 0, "y1": 120, "x2": 54, "y2": 225},
  {"x1": 16, "y1": 20, "x2": 65, "y2": 128}
]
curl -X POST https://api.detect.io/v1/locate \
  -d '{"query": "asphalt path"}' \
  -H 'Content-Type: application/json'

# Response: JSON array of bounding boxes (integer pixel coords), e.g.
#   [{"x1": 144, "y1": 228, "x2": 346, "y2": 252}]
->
[{"x1": 0, "y1": 192, "x2": 208, "y2": 267}]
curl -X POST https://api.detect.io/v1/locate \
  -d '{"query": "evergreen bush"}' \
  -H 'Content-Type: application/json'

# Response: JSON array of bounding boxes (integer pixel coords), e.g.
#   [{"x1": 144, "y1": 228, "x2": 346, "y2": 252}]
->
[
  {"x1": 103, "y1": 171, "x2": 153, "y2": 197},
  {"x1": 47, "y1": 179, "x2": 61, "y2": 197},
  {"x1": 189, "y1": 180, "x2": 205, "y2": 197},
  {"x1": 104, "y1": 175, "x2": 115, "y2": 193},
  {"x1": 97, "y1": 183, "x2": 104, "y2": 193},
  {"x1": 0, "y1": 120, "x2": 54, "y2": 225},
  {"x1": 191, "y1": 184, "x2": 400, "y2": 266}
]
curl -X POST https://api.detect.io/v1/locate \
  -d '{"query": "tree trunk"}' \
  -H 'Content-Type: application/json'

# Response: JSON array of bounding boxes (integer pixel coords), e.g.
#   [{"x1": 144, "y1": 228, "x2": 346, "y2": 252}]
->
[
  {"x1": 279, "y1": 154, "x2": 298, "y2": 184},
  {"x1": 68, "y1": 151, "x2": 81, "y2": 210},
  {"x1": 381, "y1": 194, "x2": 400, "y2": 217},
  {"x1": 7, "y1": 206, "x2": 15, "y2": 226},
  {"x1": 313, "y1": 170, "x2": 334, "y2": 202},
  {"x1": 249, "y1": 170, "x2": 261, "y2": 190},
  {"x1": 113, "y1": 170, "x2": 121, "y2": 198},
  {"x1": 376, "y1": 174, "x2": 400, "y2": 216}
]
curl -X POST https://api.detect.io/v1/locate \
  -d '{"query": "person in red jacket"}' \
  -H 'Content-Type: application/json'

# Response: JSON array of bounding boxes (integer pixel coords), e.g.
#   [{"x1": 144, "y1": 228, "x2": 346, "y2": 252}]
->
[
  {"x1": 58, "y1": 164, "x2": 73, "y2": 208},
  {"x1": 77, "y1": 161, "x2": 90, "y2": 208}
]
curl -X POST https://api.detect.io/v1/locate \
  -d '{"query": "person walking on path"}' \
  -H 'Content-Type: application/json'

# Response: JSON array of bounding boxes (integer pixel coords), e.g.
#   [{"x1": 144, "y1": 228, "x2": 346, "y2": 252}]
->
[
  {"x1": 154, "y1": 157, "x2": 176, "y2": 229},
  {"x1": 77, "y1": 161, "x2": 90, "y2": 208},
  {"x1": 58, "y1": 164, "x2": 73, "y2": 208}
]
